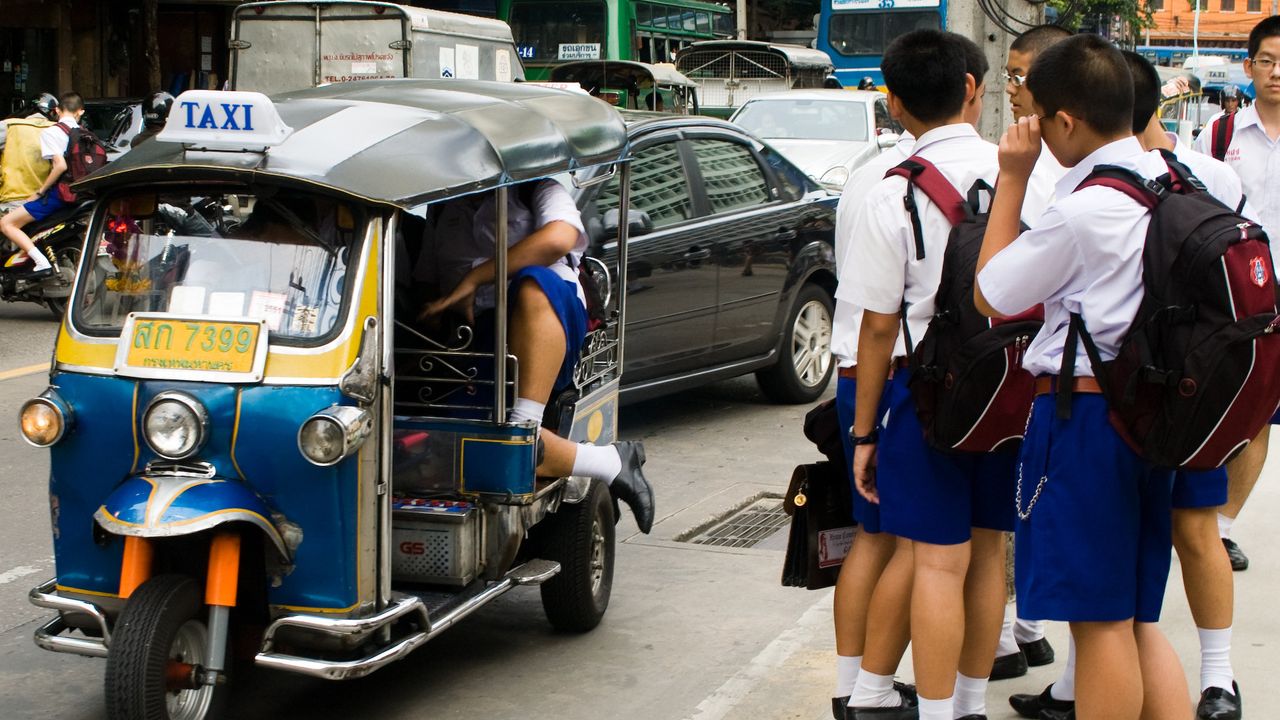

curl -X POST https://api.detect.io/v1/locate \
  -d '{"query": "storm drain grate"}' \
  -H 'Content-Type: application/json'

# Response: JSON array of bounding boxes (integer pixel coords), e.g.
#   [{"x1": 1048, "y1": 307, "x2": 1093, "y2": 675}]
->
[{"x1": 681, "y1": 495, "x2": 789, "y2": 549}]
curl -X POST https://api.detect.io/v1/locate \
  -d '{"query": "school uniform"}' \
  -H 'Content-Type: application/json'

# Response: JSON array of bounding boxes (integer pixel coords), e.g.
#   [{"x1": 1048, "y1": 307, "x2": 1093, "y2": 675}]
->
[
  {"x1": 1190, "y1": 104, "x2": 1280, "y2": 238},
  {"x1": 846, "y1": 123, "x2": 1048, "y2": 546},
  {"x1": 977, "y1": 136, "x2": 1176, "y2": 622},
  {"x1": 20, "y1": 118, "x2": 76, "y2": 222},
  {"x1": 832, "y1": 132, "x2": 915, "y2": 534}
]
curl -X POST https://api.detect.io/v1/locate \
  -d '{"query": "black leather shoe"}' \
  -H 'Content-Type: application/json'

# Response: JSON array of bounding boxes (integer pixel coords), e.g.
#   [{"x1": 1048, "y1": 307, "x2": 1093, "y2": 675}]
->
[
  {"x1": 845, "y1": 698, "x2": 919, "y2": 720},
  {"x1": 990, "y1": 650, "x2": 1028, "y2": 681},
  {"x1": 1222, "y1": 538, "x2": 1249, "y2": 571},
  {"x1": 956, "y1": 716, "x2": 988, "y2": 720},
  {"x1": 1019, "y1": 637, "x2": 1055, "y2": 667},
  {"x1": 833, "y1": 697, "x2": 849, "y2": 720},
  {"x1": 1009, "y1": 684, "x2": 1073, "y2": 719},
  {"x1": 1196, "y1": 681, "x2": 1242, "y2": 720},
  {"x1": 1039, "y1": 710, "x2": 1074, "y2": 720},
  {"x1": 610, "y1": 441, "x2": 654, "y2": 534},
  {"x1": 892, "y1": 682, "x2": 917, "y2": 703}
]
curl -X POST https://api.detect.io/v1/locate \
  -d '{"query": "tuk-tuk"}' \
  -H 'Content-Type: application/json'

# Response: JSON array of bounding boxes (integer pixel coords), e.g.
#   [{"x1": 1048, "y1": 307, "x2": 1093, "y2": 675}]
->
[
  {"x1": 1156, "y1": 66, "x2": 1208, "y2": 144},
  {"x1": 22, "y1": 80, "x2": 631, "y2": 720},
  {"x1": 674, "y1": 40, "x2": 837, "y2": 118},
  {"x1": 550, "y1": 60, "x2": 700, "y2": 114}
]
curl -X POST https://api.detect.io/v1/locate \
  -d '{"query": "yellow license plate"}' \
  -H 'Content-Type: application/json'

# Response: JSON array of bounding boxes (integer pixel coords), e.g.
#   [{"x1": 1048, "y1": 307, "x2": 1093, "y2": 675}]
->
[{"x1": 124, "y1": 318, "x2": 263, "y2": 374}]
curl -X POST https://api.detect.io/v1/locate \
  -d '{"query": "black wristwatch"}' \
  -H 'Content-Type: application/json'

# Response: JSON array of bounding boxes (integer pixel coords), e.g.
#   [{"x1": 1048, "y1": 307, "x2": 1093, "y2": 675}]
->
[{"x1": 849, "y1": 428, "x2": 879, "y2": 446}]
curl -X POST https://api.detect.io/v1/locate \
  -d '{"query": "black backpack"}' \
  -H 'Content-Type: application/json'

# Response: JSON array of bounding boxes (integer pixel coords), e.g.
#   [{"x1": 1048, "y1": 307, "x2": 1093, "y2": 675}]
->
[
  {"x1": 884, "y1": 157, "x2": 1042, "y2": 454},
  {"x1": 1063, "y1": 156, "x2": 1280, "y2": 469},
  {"x1": 54, "y1": 124, "x2": 108, "y2": 202}
]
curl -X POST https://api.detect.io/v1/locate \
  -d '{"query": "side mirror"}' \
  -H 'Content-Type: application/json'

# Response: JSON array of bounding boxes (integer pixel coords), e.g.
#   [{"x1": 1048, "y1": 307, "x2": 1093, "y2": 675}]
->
[
  {"x1": 603, "y1": 208, "x2": 653, "y2": 238},
  {"x1": 877, "y1": 132, "x2": 900, "y2": 149}
]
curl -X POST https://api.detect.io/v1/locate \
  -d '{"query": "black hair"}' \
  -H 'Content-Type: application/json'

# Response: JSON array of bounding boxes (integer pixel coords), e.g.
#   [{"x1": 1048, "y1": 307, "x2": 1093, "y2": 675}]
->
[
  {"x1": 951, "y1": 32, "x2": 989, "y2": 86},
  {"x1": 882, "y1": 29, "x2": 968, "y2": 123},
  {"x1": 1010, "y1": 24, "x2": 1073, "y2": 58},
  {"x1": 1026, "y1": 34, "x2": 1133, "y2": 137},
  {"x1": 1248, "y1": 15, "x2": 1280, "y2": 59},
  {"x1": 59, "y1": 92, "x2": 84, "y2": 113},
  {"x1": 1121, "y1": 50, "x2": 1159, "y2": 135}
]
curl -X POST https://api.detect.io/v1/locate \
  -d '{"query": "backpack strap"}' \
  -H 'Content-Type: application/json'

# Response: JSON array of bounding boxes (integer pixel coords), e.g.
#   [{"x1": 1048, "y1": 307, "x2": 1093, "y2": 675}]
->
[
  {"x1": 1211, "y1": 112, "x2": 1235, "y2": 162},
  {"x1": 1074, "y1": 165, "x2": 1164, "y2": 210},
  {"x1": 1056, "y1": 313, "x2": 1112, "y2": 419},
  {"x1": 884, "y1": 157, "x2": 967, "y2": 261},
  {"x1": 53, "y1": 123, "x2": 70, "y2": 137},
  {"x1": 1156, "y1": 148, "x2": 1208, "y2": 195}
]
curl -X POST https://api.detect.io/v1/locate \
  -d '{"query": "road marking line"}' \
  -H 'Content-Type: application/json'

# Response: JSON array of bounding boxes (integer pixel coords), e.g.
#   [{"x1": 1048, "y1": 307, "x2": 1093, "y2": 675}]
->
[
  {"x1": 686, "y1": 590, "x2": 833, "y2": 720},
  {"x1": 0, "y1": 565, "x2": 42, "y2": 585},
  {"x1": 0, "y1": 362, "x2": 48, "y2": 382}
]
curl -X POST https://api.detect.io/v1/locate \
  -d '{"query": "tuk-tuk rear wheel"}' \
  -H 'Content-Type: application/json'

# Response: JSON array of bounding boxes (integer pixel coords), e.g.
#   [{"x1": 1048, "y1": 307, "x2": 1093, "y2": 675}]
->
[
  {"x1": 105, "y1": 575, "x2": 228, "y2": 720},
  {"x1": 539, "y1": 478, "x2": 615, "y2": 633}
]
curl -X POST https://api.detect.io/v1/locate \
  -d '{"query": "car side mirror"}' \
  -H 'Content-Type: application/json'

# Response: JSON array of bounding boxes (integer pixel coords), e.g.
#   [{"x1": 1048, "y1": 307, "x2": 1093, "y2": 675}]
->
[
  {"x1": 603, "y1": 208, "x2": 653, "y2": 238},
  {"x1": 877, "y1": 132, "x2": 900, "y2": 149}
]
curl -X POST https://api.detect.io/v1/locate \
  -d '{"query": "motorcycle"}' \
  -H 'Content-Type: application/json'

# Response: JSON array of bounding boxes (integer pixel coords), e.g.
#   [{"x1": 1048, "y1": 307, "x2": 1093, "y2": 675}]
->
[{"x1": 0, "y1": 199, "x2": 93, "y2": 317}]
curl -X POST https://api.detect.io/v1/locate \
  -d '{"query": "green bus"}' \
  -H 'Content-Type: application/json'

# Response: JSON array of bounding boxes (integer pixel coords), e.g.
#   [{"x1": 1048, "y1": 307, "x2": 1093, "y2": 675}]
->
[{"x1": 498, "y1": 0, "x2": 735, "y2": 80}]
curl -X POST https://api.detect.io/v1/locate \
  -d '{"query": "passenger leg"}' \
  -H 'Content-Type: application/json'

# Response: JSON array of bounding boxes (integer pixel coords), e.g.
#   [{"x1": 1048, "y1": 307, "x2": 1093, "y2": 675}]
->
[
  {"x1": 834, "y1": 529, "x2": 897, "y2": 695},
  {"x1": 1220, "y1": 426, "x2": 1267, "y2": 571},
  {"x1": 1173, "y1": 506, "x2": 1238, "y2": 712},
  {"x1": 0, "y1": 208, "x2": 50, "y2": 271},
  {"x1": 909, "y1": 539, "x2": 971, "y2": 719},
  {"x1": 1071, "y1": 620, "x2": 1143, "y2": 720},
  {"x1": 954, "y1": 528, "x2": 1006, "y2": 717},
  {"x1": 847, "y1": 537, "x2": 914, "y2": 710}
]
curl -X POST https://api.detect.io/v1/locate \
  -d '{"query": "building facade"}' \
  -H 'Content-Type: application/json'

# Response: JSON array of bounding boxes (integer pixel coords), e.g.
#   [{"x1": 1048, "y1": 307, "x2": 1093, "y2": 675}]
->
[{"x1": 1144, "y1": 0, "x2": 1280, "y2": 48}]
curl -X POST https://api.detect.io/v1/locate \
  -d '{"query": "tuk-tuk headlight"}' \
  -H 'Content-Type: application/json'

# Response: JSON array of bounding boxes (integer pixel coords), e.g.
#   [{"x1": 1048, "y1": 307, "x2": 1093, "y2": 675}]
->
[
  {"x1": 298, "y1": 406, "x2": 372, "y2": 466},
  {"x1": 143, "y1": 392, "x2": 208, "y2": 460},
  {"x1": 19, "y1": 391, "x2": 71, "y2": 447}
]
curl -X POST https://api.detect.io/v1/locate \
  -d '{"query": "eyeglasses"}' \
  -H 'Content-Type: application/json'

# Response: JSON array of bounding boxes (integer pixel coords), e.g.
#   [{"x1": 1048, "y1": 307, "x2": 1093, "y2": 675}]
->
[
  {"x1": 1002, "y1": 70, "x2": 1027, "y2": 88},
  {"x1": 1251, "y1": 56, "x2": 1276, "y2": 72}
]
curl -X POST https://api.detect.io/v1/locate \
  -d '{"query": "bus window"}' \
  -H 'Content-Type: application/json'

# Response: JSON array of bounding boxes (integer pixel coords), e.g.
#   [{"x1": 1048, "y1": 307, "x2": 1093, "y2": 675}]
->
[
  {"x1": 637, "y1": 3, "x2": 652, "y2": 25},
  {"x1": 713, "y1": 12, "x2": 735, "y2": 38},
  {"x1": 827, "y1": 10, "x2": 940, "y2": 57},
  {"x1": 696, "y1": 12, "x2": 711, "y2": 34},
  {"x1": 509, "y1": 1, "x2": 607, "y2": 61}
]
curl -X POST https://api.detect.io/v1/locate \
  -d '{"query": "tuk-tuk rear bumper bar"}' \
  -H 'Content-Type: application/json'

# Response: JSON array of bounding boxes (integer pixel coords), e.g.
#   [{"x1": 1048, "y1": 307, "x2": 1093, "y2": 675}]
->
[
  {"x1": 254, "y1": 559, "x2": 560, "y2": 680},
  {"x1": 29, "y1": 578, "x2": 112, "y2": 658}
]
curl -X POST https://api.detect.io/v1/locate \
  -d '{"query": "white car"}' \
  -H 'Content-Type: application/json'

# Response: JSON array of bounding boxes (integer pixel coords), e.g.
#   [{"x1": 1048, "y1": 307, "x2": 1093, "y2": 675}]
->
[{"x1": 729, "y1": 89, "x2": 902, "y2": 190}]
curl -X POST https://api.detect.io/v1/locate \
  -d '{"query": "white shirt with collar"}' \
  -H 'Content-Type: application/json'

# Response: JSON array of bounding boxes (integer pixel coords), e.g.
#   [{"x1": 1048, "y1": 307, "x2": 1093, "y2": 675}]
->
[
  {"x1": 845, "y1": 123, "x2": 1048, "y2": 358},
  {"x1": 978, "y1": 136, "x2": 1169, "y2": 377},
  {"x1": 1164, "y1": 131, "x2": 1269, "y2": 267},
  {"x1": 39, "y1": 117, "x2": 77, "y2": 160},
  {"x1": 1191, "y1": 104, "x2": 1280, "y2": 236},
  {"x1": 832, "y1": 131, "x2": 915, "y2": 367}
]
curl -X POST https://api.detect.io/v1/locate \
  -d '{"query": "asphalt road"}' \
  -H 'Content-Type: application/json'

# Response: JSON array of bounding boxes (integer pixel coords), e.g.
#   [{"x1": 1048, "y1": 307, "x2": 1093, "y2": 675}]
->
[{"x1": 0, "y1": 304, "x2": 1276, "y2": 720}]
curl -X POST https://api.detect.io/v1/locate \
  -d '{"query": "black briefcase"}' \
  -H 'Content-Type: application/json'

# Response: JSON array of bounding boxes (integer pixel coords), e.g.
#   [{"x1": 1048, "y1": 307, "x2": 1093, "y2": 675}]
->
[{"x1": 781, "y1": 461, "x2": 856, "y2": 590}]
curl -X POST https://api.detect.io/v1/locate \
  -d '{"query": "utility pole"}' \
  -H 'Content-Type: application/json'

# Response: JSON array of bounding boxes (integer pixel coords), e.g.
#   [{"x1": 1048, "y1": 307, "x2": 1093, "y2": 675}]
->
[
  {"x1": 947, "y1": 1, "x2": 1045, "y2": 141},
  {"x1": 143, "y1": 0, "x2": 161, "y2": 91},
  {"x1": 737, "y1": 0, "x2": 747, "y2": 39}
]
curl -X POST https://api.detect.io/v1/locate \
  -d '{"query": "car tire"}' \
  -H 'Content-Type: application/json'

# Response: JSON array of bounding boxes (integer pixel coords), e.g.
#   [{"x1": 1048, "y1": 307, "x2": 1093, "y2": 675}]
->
[
  {"x1": 756, "y1": 283, "x2": 834, "y2": 404},
  {"x1": 539, "y1": 478, "x2": 615, "y2": 633}
]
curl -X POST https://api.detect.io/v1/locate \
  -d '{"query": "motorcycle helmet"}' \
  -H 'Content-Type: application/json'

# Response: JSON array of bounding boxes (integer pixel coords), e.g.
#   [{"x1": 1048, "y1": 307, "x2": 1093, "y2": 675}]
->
[
  {"x1": 142, "y1": 91, "x2": 175, "y2": 128},
  {"x1": 857, "y1": 77, "x2": 877, "y2": 91},
  {"x1": 33, "y1": 92, "x2": 59, "y2": 120}
]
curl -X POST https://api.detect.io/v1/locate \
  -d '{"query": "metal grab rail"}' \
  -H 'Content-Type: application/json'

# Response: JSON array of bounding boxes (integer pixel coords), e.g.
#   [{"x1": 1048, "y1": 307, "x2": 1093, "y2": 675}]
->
[{"x1": 28, "y1": 578, "x2": 112, "y2": 658}]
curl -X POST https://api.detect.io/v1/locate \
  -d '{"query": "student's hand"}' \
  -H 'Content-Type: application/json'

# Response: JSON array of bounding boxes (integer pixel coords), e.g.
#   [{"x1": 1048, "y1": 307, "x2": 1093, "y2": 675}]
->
[
  {"x1": 852, "y1": 443, "x2": 879, "y2": 504},
  {"x1": 418, "y1": 276, "x2": 477, "y2": 325},
  {"x1": 998, "y1": 114, "x2": 1042, "y2": 181}
]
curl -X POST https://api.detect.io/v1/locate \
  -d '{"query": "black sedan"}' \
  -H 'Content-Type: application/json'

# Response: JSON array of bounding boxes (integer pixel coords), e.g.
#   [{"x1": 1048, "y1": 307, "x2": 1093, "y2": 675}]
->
[{"x1": 575, "y1": 113, "x2": 838, "y2": 403}]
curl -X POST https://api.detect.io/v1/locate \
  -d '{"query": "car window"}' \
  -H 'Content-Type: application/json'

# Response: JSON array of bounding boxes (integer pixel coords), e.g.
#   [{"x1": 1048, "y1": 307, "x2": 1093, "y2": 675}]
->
[
  {"x1": 758, "y1": 145, "x2": 806, "y2": 201},
  {"x1": 874, "y1": 100, "x2": 903, "y2": 135},
  {"x1": 688, "y1": 139, "x2": 771, "y2": 214},
  {"x1": 734, "y1": 99, "x2": 869, "y2": 142},
  {"x1": 596, "y1": 141, "x2": 693, "y2": 229}
]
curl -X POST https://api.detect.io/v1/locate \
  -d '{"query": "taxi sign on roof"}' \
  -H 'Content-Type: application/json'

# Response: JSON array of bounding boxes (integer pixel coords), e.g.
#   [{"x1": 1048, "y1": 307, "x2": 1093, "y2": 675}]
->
[{"x1": 156, "y1": 90, "x2": 293, "y2": 151}]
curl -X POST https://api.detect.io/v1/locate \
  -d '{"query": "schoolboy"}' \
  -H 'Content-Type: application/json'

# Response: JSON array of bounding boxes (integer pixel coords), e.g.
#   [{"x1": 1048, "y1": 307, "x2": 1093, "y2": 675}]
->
[
  {"x1": 989, "y1": 23, "x2": 1073, "y2": 685},
  {"x1": 1189, "y1": 15, "x2": 1280, "y2": 575},
  {"x1": 829, "y1": 33, "x2": 987, "y2": 719},
  {"x1": 974, "y1": 34, "x2": 1191, "y2": 720},
  {"x1": 845, "y1": 29, "x2": 1048, "y2": 720}
]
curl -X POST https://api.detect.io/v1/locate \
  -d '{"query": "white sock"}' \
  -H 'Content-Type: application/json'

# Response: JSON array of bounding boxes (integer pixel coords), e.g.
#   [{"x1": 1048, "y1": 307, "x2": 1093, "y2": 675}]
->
[
  {"x1": 917, "y1": 695, "x2": 952, "y2": 720},
  {"x1": 953, "y1": 673, "x2": 987, "y2": 716},
  {"x1": 30, "y1": 252, "x2": 50, "y2": 270},
  {"x1": 1013, "y1": 619, "x2": 1045, "y2": 644},
  {"x1": 997, "y1": 616, "x2": 1020, "y2": 657},
  {"x1": 1218, "y1": 513, "x2": 1235, "y2": 539},
  {"x1": 847, "y1": 669, "x2": 901, "y2": 708},
  {"x1": 1198, "y1": 626, "x2": 1235, "y2": 693},
  {"x1": 836, "y1": 655, "x2": 862, "y2": 697},
  {"x1": 1050, "y1": 634, "x2": 1076, "y2": 701},
  {"x1": 571, "y1": 442, "x2": 622, "y2": 481},
  {"x1": 508, "y1": 398, "x2": 545, "y2": 425}
]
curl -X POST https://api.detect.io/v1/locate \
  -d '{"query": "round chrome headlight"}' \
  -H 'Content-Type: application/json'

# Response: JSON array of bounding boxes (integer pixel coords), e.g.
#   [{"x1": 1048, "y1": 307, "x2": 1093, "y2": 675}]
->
[
  {"x1": 19, "y1": 394, "x2": 69, "y2": 447},
  {"x1": 298, "y1": 406, "x2": 372, "y2": 466},
  {"x1": 143, "y1": 392, "x2": 208, "y2": 460}
]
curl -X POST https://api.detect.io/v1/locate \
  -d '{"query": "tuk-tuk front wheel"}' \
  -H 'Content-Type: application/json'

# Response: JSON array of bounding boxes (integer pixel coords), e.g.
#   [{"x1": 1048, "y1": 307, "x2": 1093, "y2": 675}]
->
[
  {"x1": 105, "y1": 575, "x2": 227, "y2": 720},
  {"x1": 540, "y1": 478, "x2": 615, "y2": 633}
]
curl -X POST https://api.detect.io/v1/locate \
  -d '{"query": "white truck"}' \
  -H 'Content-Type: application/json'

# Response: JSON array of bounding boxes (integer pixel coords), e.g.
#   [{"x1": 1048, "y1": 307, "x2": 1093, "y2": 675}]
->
[{"x1": 229, "y1": 1, "x2": 525, "y2": 94}]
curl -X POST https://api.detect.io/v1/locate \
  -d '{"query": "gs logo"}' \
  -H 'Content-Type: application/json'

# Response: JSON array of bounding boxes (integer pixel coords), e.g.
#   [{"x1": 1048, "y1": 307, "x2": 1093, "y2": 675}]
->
[{"x1": 399, "y1": 541, "x2": 426, "y2": 555}]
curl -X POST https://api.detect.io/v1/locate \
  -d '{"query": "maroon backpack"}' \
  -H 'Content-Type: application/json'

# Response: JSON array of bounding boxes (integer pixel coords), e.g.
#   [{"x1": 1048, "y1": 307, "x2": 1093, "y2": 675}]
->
[
  {"x1": 1209, "y1": 112, "x2": 1235, "y2": 162},
  {"x1": 884, "y1": 157, "x2": 1042, "y2": 454},
  {"x1": 53, "y1": 124, "x2": 108, "y2": 202},
  {"x1": 1064, "y1": 160, "x2": 1280, "y2": 469}
]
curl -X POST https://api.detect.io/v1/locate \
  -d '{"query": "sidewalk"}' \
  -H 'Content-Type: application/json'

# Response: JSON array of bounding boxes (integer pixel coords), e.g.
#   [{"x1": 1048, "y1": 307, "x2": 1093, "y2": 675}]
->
[{"x1": 692, "y1": 434, "x2": 1280, "y2": 720}]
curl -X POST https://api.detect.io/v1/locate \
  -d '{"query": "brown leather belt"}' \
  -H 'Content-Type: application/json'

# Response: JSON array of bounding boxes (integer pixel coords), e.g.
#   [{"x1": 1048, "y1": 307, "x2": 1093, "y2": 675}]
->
[
  {"x1": 838, "y1": 366, "x2": 858, "y2": 380},
  {"x1": 838, "y1": 358, "x2": 910, "y2": 381},
  {"x1": 1034, "y1": 376, "x2": 1103, "y2": 396}
]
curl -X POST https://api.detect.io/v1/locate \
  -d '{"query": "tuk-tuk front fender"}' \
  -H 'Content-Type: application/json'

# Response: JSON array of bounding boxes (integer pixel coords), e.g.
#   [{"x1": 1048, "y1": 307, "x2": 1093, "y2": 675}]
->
[{"x1": 94, "y1": 475, "x2": 290, "y2": 562}]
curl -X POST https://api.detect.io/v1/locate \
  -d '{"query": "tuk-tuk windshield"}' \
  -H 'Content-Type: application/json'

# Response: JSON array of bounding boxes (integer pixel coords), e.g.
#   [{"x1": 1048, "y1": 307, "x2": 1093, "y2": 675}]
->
[{"x1": 75, "y1": 190, "x2": 362, "y2": 344}]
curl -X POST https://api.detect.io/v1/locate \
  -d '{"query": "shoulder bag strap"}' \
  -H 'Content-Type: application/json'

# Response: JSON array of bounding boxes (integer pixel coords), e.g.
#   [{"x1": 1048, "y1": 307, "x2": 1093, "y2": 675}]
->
[{"x1": 884, "y1": 156, "x2": 967, "y2": 261}]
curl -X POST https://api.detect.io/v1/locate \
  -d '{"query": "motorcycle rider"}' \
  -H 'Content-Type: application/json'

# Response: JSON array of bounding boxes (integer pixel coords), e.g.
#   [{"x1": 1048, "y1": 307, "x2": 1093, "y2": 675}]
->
[
  {"x1": 0, "y1": 93, "x2": 58, "y2": 215},
  {"x1": 129, "y1": 91, "x2": 174, "y2": 148}
]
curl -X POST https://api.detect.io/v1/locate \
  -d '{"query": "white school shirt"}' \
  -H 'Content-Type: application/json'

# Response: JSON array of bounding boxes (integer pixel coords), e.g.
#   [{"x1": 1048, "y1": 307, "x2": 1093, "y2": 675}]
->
[
  {"x1": 1029, "y1": 141, "x2": 1068, "y2": 202},
  {"x1": 845, "y1": 123, "x2": 1048, "y2": 359},
  {"x1": 832, "y1": 132, "x2": 915, "y2": 367},
  {"x1": 978, "y1": 136, "x2": 1169, "y2": 377},
  {"x1": 38, "y1": 118, "x2": 76, "y2": 160},
  {"x1": 1165, "y1": 132, "x2": 1270, "y2": 267},
  {"x1": 1192, "y1": 104, "x2": 1280, "y2": 237}
]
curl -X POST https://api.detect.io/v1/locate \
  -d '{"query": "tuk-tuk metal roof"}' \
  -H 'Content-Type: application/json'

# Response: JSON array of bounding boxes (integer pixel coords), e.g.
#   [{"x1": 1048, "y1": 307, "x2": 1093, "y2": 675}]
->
[
  {"x1": 675, "y1": 41, "x2": 835, "y2": 71},
  {"x1": 76, "y1": 79, "x2": 629, "y2": 209},
  {"x1": 551, "y1": 60, "x2": 699, "y2": 88}
]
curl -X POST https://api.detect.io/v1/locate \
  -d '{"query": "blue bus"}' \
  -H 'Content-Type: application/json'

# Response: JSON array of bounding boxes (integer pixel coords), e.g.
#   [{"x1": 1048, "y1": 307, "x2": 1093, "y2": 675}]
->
[
  {"x1": 816, "y1": 0, "x2": 947, "y2": 88},
  {"x1": 1137, "y1": 45, "x2": 1248, "y2": 67}
]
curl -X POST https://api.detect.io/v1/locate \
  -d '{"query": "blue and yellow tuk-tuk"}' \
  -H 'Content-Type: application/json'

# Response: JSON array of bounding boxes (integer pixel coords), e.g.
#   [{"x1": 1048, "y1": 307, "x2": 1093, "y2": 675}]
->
[{"x1": 20, "y1": 80, "x2": 632, "y2": 720}]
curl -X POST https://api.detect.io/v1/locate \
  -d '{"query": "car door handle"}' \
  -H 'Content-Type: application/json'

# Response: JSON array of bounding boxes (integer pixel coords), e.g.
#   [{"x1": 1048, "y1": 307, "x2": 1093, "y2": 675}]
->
[{"x1": 683, "y1": 246, "x2": 711, "y2": 260}]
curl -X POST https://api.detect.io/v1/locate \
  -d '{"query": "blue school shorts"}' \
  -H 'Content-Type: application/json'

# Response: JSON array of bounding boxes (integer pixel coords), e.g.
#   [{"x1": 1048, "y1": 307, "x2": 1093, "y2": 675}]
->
[
  {"x1": 1014, "y1": 393, "x2": 1174, "y2": 623},
  {"x1": 23, "y1": 191, "x2": 68, "y2": 222},
  {"x1": 836, "y1": 374, "x2": 882, "y2": 534},
  {"x1": 1171, "y1": 468, "x2": 1228, "y2": 510},
  {"x1": 1271, "y1": 407, "x2": 1280, "y2": 425},
  {"x1": 875, "y1": 371, "x2": 1018, "y2": 545},
  {"x1": 511, "y1": 266, "x2": 588, "y2": 392}
]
